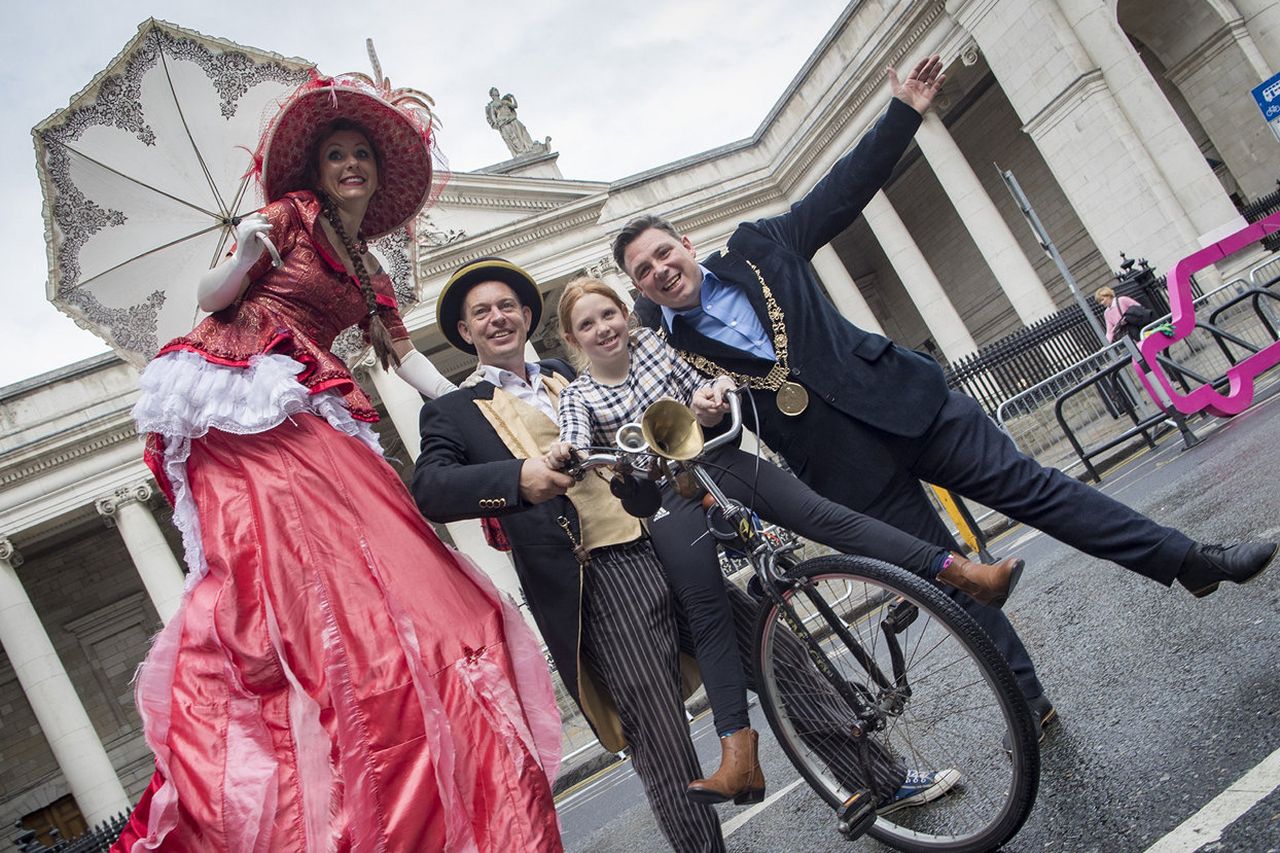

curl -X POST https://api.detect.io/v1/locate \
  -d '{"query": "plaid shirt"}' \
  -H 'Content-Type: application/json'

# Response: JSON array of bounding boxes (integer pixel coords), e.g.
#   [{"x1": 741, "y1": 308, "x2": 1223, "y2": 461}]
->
[{"x1": 558, "y1": 328, "x2": 715, "y2": 450}]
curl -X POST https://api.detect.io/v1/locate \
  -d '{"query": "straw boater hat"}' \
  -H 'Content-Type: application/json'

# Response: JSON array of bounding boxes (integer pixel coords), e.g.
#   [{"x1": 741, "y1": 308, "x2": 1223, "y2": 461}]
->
[
  {"x1": 438, "y1": 257, "x2": 543, "y2": 354},
  {"x1": 256, "y1": 72, "x2": 436, "y2": 238}
]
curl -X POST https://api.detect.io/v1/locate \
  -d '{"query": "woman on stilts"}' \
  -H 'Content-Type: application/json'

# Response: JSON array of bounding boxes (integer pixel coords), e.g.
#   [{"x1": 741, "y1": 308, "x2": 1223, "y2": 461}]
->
[{"x1": 112, "y1": 72, "x2": 563, "y2": 852}]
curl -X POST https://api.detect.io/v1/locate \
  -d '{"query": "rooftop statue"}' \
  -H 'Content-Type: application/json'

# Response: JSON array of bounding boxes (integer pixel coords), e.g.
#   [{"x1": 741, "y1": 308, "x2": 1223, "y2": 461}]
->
[{"x1": 486, "y1": 86, "x2": 550, "y2": 158}]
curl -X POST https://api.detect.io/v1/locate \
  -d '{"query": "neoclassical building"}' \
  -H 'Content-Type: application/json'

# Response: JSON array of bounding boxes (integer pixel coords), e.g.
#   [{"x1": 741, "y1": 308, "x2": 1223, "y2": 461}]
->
[{"x1": 3, "y1": 0, "x2": 1276, "y2": 838}]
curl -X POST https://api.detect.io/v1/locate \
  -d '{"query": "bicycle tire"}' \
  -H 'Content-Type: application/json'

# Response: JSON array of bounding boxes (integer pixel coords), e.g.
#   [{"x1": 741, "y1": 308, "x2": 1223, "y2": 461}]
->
[{"x1": 754, "y1": 554, "x2": 1038, "y2": 853}]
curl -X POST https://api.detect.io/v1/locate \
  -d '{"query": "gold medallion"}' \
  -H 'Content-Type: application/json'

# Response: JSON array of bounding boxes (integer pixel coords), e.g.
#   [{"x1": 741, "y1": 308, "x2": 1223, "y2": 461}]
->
[{"x1": 776, "y1": 381, "x2": 809, "y2": 416}]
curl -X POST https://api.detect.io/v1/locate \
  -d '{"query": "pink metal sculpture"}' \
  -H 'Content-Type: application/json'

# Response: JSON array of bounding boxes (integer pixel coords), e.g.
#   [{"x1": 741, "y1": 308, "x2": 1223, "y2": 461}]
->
[{"x1": 1136, "y1": 212, "x2": 1280, "y2": 417}]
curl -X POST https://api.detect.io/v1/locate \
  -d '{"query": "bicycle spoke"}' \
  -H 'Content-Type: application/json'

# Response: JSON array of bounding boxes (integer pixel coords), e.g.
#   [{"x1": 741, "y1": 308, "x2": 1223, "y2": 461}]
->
[{"x1": 756, "y1": 558, "x2": 1037, "y2": 851}]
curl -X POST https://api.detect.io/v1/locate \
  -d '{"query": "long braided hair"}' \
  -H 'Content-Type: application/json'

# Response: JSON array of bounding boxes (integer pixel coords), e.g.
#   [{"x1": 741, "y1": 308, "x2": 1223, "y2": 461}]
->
[
  {"x1": 318, "y1": 193, "x2": 400, "y2": 369},
  {"x1": 308, "y1": 118, "x2": 400, "y2": 370}
]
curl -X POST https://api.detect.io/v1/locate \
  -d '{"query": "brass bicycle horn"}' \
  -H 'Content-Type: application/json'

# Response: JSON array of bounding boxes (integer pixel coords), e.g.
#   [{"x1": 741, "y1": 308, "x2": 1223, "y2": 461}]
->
[{"x1": 641, "y1": 400, "x2": 704, "y2": 461}]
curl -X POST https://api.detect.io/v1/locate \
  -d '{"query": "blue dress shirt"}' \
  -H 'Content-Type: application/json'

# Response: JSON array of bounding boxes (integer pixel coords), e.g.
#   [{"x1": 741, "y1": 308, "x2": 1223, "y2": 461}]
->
[{"x1": 659, "y1": 266, "x2": 776, "y2": 361}]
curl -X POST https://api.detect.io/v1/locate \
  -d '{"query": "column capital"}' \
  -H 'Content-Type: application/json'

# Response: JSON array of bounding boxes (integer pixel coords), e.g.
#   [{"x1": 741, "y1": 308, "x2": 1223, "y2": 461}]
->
[
  {"x1": 95, "y1": 482, "x2": 155, "y2": 527},
  {"x1": 352, "y1": 349, "x2": 381, "y2": 381},
  {"x1": 586, "y1": 256, "x2": 623, "y2": 280},
  {"x1": 585, "y1": 256, "x2": 636, "y2": 309},
  {"x1": 0, "y1": 537, "x2": 22, "y2": 567}
]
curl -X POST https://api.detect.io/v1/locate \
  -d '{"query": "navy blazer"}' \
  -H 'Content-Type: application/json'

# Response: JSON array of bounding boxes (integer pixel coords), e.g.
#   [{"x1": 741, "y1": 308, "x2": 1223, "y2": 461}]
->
[
  {"x1": 412, "y1": 363, "x2": 587, "y2": 705},
  {"x1": 637, "y1": 98, "x2": 949, "y2": 507}
]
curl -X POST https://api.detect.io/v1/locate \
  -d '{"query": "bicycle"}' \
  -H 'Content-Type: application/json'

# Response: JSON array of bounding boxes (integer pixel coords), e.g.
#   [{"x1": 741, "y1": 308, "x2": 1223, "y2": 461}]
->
[{"x1": 565, "y1": 390, "x2": 1040, "y2": 852}]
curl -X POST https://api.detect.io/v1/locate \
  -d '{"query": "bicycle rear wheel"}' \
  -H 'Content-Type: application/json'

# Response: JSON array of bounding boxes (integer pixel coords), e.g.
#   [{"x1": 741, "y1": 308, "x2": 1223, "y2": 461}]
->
[{"x1": 754, "y1": 554, "x2": 1038, "y2": 852}]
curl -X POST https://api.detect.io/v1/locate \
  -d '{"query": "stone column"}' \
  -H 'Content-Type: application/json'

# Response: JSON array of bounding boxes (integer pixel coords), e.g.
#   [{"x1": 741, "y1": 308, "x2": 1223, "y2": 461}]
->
[
  {"x1": 863, "y1": 191, "x2": 978, "y2": 361},
  {"x1": 0, "y1": 538, "x2": 130, "y2": 824},
  {"x1": 96, "y1": 483, "x2": 186, "y2": 625},
  {"x1": 524, "y1": 339, "x2": 541, "y2": 364},
  {"x1": 810, "y1": 245, "x2": 886, "y2": 334},
  {"x1": 945, "y1": 0, "x2": 1210, "y2": 275},
  {"x1": 915, "y1": 112, "x2": 1058, "y2": 324},
  {"x1": 1164, "y1": 20, "x2": 1276, "y2": 201},
  {"x1": 1056, "y1": 0, "x2": 1243, "y2": 244},
  {"x1": 366, "y1": 361, "x2": 535, "y2": 627},
  {"x1": 1233, "y1": 0, "x2": 1280, "y2": 72}
]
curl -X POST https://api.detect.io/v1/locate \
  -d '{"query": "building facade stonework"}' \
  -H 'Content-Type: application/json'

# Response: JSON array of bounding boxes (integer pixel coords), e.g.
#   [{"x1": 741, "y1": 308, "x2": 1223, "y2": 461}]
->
[{"x1": 3, "y1": 0, "x2": 1276, "y2": 836}]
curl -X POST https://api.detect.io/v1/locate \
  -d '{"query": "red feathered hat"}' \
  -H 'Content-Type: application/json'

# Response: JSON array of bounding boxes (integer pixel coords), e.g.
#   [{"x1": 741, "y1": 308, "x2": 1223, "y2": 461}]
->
[{"x1": 256, "y1": 71, "x2": 439, "y2": 238}]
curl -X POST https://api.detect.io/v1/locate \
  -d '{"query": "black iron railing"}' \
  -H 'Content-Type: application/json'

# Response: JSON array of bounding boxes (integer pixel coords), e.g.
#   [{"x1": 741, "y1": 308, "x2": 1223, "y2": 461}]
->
[
  {"x1": 1242, "y1": 180, "x2": 1280, "y2": 251},
  {"x1": 11, "y1": 813, "x2": 127, "y2": 852},
  {"x1": 943, "y1": 259, "x2": 1181, "y2": 416}
]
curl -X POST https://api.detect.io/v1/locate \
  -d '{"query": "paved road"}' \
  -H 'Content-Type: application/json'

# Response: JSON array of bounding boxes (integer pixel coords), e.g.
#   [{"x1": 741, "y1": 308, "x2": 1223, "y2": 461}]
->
[{"x1": 557, "y1": 383, "x2": 1280, "y2": 852}]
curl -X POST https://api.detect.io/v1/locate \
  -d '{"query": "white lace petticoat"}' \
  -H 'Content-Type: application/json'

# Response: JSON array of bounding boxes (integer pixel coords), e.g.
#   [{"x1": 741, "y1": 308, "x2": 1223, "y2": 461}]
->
[{"x1": 132, "y1": 350, "x2": 384, "y2": 588}]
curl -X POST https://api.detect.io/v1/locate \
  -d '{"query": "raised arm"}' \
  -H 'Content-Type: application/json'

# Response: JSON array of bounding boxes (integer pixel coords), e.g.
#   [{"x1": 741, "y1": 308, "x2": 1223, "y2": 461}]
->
[{"x1": 756, "y1": 55, "x2": 944, "y2": 259}]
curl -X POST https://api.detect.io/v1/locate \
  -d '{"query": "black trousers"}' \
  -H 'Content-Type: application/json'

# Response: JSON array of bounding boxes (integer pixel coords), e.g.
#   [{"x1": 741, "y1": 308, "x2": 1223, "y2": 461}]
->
[
  {"x1": 580, "y1": 539, "x2": 905, "y2": 853},
  {"x1": 791, "y1": 389, "x2": 1196, "y2": 701},
  {"x1": 647, "y1": 445, "x2": 943, "y2": 733}
]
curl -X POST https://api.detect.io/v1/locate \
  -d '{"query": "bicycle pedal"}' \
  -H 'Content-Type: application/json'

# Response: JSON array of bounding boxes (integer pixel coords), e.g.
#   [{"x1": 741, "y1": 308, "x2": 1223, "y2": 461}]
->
[
  {"x1": 836, "y1": 789, "x2": 877, "y2": 839},
  {"x1": 882, "y1": 600, "x2": 918, "y2": 634}
]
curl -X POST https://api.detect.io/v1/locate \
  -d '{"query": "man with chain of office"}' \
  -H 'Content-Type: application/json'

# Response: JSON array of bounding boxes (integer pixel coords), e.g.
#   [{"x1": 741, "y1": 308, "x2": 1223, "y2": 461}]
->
[{"x1": 618, "y1": 54, "x2": 1276, "y2": 746}]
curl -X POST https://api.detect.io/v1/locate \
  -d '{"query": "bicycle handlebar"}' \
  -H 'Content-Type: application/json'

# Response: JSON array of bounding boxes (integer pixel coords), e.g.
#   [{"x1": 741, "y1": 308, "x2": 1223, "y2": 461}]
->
[
  {"x1": 566, "y1": 387, "x2": 745, "y2": 479},
  {"x1": 701, "y1": 388, "x2": 743, "y2": 455}
]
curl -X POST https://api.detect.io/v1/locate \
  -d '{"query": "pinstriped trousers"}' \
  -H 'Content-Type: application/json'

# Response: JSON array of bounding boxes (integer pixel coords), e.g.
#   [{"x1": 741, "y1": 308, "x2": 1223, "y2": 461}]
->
[{"x1": 581, "y1": 540, "x2": 906, "y2": 852}]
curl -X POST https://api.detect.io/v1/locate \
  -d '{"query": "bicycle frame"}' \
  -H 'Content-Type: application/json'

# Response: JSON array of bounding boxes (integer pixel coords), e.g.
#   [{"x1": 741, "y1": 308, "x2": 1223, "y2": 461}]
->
[
  {"x1": 684, "y1": 439, "x2": 909, "y2": 732},
  {"x1": 573, "y1": 392, "x2": 915, "y2": 734}
]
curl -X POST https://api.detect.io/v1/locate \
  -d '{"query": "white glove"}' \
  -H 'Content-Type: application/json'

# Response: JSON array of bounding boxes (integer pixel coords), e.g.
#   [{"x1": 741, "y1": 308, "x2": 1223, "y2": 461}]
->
[
  {"x1": 197, "y1": 214, "x2": 273, "y2": 312},
  {"x1": 395, "y1": 350, "x2": 457, "y2": 399}
]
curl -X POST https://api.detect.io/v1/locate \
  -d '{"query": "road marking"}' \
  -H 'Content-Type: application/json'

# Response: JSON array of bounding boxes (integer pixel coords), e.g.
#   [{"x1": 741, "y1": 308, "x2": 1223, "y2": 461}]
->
[
  {"x1": 1143, "y1": 745, "x2": 1280, "y2": 852},
  {"x1": 723, "y1": 778, "x2": 805, "y2": 837},
  {"x1": 554, "y1": 759, "x2": 633, "y2": 808}
]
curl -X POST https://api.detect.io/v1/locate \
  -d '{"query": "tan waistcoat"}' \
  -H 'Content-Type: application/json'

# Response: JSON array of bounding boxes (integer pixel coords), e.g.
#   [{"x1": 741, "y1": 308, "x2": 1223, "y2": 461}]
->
[
  {"x1": 473, "y1": 373, "x2": 642, "y2": 551},
  {"x1": 472, "y1": 374, "x2": 699, "y2": 751}
]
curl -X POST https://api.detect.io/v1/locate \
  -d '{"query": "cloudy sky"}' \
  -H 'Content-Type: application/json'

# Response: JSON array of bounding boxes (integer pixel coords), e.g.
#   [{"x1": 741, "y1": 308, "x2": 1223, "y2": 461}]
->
[{"x1": 2, "y1": 0, "x2": 852, "y2": 388}]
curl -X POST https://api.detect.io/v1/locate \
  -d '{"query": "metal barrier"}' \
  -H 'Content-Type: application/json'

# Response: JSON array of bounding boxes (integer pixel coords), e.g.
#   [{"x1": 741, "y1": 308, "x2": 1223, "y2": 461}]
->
[
  {"x1": 1050, "y1": 356, "x2": 1202, "y2": 482},
  {"x1": 1249, "y1": 254, "x2": 1280, "y2": 288},
  {"x1": 997, "y1": 278, "x2": 1280, "y2": 477},
  {"x1": 11, "y1": 812, "x2": 128, "y2": 852}
]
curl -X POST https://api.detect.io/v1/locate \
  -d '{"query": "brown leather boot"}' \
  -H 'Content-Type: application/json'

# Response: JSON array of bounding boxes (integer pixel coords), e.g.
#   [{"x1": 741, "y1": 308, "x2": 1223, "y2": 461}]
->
[
  {"x1": 686, "y1": 727, "x2": 767, "y2": 805},
  {"x1": 936, "y1": 553, "x2": 1024, "y2": 608}
]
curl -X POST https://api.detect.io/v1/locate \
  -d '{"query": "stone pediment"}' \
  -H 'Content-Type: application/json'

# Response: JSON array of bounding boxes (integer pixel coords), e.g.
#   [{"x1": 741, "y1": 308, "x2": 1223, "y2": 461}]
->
[{"x1": 420, "y1": 172, "x2": 609, "y2": 253}]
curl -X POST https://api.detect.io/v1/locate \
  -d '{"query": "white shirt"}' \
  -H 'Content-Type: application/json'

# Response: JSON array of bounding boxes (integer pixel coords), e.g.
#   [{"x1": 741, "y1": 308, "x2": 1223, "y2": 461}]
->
[{"x1": 473, "y1": 362, "x2": 557, "y2": 421}]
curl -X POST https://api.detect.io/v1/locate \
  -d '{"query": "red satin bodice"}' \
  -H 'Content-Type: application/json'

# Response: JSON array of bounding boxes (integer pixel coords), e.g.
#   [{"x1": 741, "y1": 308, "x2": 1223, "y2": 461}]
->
[{"x1": 158, "y1": 191, "x2": 407, "y2": 421}]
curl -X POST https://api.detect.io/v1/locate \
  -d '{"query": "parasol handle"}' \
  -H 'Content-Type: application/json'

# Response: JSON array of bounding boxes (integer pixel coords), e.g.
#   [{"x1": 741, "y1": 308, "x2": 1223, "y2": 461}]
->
[{"x1": 256, "y1": 233, "x2": 283, "y2": 269}]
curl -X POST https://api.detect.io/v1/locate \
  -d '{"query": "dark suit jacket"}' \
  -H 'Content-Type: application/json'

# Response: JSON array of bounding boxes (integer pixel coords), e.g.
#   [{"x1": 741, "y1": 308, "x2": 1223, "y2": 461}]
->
[
  {"x1": 412, "y1": 364, "x2": 587, "y2": 705},
  {"x1": 636, "y1": 98, "x2": 948, "y2": 509}
]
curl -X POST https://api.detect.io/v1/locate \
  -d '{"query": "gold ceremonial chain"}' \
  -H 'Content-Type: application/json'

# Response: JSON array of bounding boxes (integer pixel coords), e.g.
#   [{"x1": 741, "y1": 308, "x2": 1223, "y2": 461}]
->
[{"x1": 660, "y1": 257, "x2": 809, "y2": 415}]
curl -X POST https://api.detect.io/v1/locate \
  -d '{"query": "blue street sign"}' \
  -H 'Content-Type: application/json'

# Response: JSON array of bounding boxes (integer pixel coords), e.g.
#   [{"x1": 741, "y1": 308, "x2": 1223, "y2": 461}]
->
[{"x1": 1252, "y1": 71, "x2": 1280, "y2": 121}]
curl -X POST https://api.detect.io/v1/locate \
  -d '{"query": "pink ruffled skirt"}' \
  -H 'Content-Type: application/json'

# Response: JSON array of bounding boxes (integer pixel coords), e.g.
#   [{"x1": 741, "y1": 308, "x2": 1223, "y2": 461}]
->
[{"x1": 113, "y1": 414, "x2": 561, "y2": 852}]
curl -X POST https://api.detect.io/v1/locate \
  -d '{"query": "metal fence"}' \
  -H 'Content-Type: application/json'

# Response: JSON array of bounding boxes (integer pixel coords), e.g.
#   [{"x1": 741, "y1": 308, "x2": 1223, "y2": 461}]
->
[
  {"x1": 943, "y1": 260, "x2": 1178, "y2": 416},
  {"x1": 1242, "y1": 180, "x2": 1280, "y2": 252},
  {"x1": 996, "y1": 274, "x2": 1280, "y2": 477},
  {"x1": 11, "y1": 813, "x2": 127, "y2": 852}
]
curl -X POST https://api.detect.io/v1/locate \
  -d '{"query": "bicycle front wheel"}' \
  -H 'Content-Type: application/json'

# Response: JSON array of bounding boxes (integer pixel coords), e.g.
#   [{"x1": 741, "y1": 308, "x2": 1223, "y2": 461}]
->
[{"x1": 754, "y1": 554, "x2": 1038, "y2": 853}]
